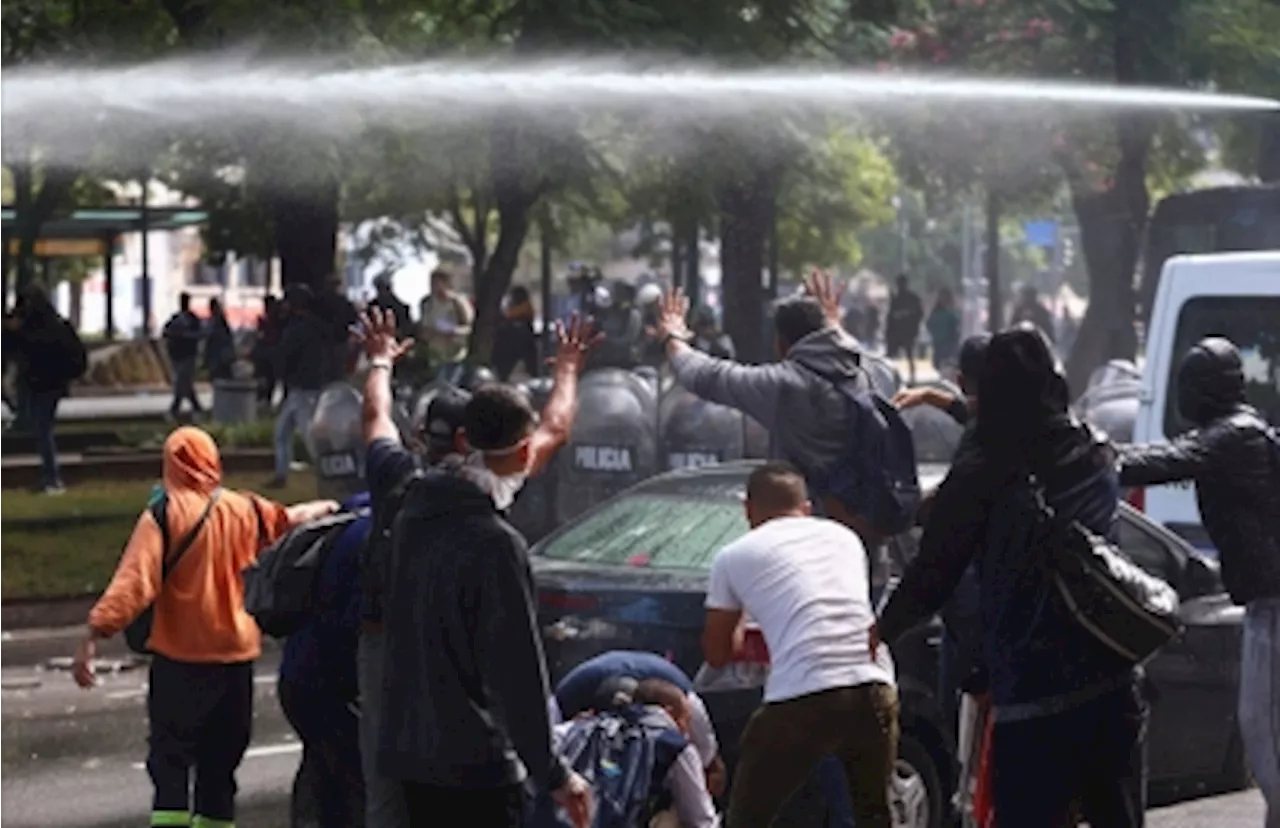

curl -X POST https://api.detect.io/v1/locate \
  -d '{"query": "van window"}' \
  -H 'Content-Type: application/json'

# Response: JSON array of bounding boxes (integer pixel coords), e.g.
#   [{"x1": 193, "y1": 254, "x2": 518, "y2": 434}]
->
[{"x1": 1164, "y1": 296, "x2": 1280, "y2": 437}]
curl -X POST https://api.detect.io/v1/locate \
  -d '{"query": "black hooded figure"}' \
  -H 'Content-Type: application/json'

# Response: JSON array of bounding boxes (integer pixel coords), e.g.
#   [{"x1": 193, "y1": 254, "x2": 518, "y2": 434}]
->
[
  {"x1": 1118, "y1": 336, "x2": 1280, "y2": 828},
  {"x1": 880, "y1": 324, "x2": 1148, "y2": 828}
]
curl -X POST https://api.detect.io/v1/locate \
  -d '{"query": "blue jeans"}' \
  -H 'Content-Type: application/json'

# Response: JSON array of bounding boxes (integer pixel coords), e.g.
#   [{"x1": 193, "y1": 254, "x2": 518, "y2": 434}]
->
[
  {"x1": 27, "y1": 390, "x2": 63, "y2": 488},
  {"x1": 1241, "y1": 597, "x2": 1280, "y2": 828},
  {"x1": 274, "y1": 389, "x2": 319, "y2": 479}
]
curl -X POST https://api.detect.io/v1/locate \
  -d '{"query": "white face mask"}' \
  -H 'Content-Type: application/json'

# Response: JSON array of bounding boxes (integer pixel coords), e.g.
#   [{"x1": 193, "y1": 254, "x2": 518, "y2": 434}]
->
[{"x1": 457, "y1": 451, "x2": 528, "y2": 512}]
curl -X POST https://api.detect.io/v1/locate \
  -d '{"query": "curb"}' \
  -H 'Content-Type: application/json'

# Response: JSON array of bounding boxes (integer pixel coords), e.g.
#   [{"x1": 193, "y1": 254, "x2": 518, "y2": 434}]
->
[
  {"x1": 2, "y1": 595, "x2": 99, "y2": 633},
  {"x1": 1, "y1": 449, "x2": 279, "y2": 490}
]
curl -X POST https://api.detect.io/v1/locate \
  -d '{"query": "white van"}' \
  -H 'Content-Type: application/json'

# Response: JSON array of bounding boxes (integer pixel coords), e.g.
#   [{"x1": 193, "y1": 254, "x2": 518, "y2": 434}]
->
[{"x1": 1129, "y1": 251, "x2": 1280, "y2": 554}]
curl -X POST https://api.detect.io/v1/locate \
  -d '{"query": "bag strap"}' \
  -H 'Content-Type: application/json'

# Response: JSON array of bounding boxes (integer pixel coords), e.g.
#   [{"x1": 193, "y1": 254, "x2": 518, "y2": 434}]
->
[{"x1": 158, "y1": 489, "x2": 222, "y2": 581}]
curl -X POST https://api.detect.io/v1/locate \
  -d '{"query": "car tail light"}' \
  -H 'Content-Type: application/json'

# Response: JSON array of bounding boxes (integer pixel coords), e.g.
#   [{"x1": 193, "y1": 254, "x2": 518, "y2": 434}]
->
[
  {"x1": 1125, "y1": 487, "x2": 1145, "y2": 512},
  {"x1": 538, "y1": 591, "x2": 600, "y2": 611}
]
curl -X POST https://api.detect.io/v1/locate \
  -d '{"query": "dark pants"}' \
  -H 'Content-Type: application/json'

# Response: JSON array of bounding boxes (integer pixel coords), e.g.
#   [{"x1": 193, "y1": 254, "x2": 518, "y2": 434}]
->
[
  {"x1": 727, "y1": 683, "x2": 899, "y2": 828},
  {"x1": 401, "y1": 782, "x2": 523, "y2": 828},
  {"x1": 992, "y1": 683, "x2": 1148, "y2": 828},
  {"x1": 170, "y1": 356, "x2": 202, "y2": 417},
  {"x1": 26, "y1": 389, "x2": 62, "y2": 488},
  {"x1": 279, "y1": 677, "x2": 365, "y2": 828},
  {"x1": 147, "y1": 656, "x2": 253, "y2": 826}
]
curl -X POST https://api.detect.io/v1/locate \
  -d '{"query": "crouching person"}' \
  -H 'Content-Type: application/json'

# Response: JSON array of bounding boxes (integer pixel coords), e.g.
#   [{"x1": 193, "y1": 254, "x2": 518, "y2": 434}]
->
[
  {"x1": 71, "y1": 426, "x2": 339, "y2": 828},
  {"x1": 547, "y1": 678, "x2": 720, "y2": 828}
]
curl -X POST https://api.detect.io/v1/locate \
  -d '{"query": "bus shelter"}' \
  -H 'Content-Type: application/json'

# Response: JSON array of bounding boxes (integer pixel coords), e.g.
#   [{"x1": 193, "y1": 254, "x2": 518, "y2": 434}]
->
[{"x1": 2, "y1": 207, "x2": 207, "y2": 338}]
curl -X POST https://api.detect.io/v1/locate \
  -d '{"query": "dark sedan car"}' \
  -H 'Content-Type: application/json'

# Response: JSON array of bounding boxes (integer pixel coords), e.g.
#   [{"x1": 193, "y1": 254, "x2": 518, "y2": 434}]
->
[{"x1": 530, "y1": 462, "x2": 1245, "y2": 828}]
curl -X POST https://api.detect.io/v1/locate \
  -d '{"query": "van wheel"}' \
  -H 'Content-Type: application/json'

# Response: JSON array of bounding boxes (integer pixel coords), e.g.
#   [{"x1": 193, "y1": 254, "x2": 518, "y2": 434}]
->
[{"x1": 893, "y1": 733, "x2": 944, "y2": 828}]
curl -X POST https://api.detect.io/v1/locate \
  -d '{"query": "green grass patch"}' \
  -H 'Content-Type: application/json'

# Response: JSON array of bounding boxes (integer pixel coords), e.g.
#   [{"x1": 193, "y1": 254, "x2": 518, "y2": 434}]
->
[{"x1": 1, "y1": 474, "x2": 319, "y2": 601}]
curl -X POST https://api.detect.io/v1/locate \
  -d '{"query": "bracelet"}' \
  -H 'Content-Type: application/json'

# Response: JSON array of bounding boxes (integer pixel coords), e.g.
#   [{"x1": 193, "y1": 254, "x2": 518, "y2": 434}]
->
[{"x1": 369, "y1": 359, "x2": 393, "y2": 371}]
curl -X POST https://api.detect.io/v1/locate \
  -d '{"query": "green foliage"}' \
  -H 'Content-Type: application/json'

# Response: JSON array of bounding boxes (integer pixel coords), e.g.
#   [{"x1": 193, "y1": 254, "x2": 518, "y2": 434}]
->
[{"x1": 774, "y1": 129, "x2": 898, "y2": 272}]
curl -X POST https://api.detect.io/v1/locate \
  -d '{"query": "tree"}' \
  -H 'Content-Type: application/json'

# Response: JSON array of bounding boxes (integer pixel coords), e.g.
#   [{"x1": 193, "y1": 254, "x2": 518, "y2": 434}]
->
[
  {"x1": 773, "y1": 129, "x2": 898, "y2": 275},
  {"x1": 886, "y1": 0, "x2": 1221, "y2": 392}
]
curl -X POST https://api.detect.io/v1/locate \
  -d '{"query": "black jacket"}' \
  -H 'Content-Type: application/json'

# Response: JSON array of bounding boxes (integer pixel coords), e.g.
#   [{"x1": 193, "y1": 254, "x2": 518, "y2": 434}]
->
[
  {"x1": 377, "y1": 470, "x2": 569, "y2": 791},
  {"x1": 276, "y1": 315, "x2": 330, "y2": 392},
  {"x1": 881, "y1": 417, "x2": 1134, "y2": 717},
  {"x1": 1119, "y1": 408, "x2": 1280, "y2": 605}
]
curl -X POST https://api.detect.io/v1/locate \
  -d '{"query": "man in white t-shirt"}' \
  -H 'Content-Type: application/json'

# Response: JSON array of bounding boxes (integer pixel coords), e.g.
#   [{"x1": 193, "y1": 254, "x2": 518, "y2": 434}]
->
[{"x1": 702, "y1": 462, "x2": 898, "y2": 828}]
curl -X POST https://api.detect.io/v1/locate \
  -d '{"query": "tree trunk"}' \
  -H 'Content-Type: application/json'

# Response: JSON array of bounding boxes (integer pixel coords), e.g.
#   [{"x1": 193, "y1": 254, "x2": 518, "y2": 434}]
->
[
  {"x1": 269, "y1": 177, "x2": 340, "y2": 292},
  {"x1": 718, "y1": 168, "x2": 777, "y2": 364},
  {"x1": 469, "y1": 205, "x2": 533, "y2": 366},
  {"x1": 984, "y1": 188, "x2": 1002, "y2": 333},
  {"x1": 11, "y1": 161, "x2": 76, "y2": 295}
]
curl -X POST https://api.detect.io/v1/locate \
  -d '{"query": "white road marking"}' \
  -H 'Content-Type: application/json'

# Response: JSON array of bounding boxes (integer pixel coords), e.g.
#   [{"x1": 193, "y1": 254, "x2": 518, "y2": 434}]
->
[{"x1": 131, "y1": 741, "x2": 300, "y2": 770}]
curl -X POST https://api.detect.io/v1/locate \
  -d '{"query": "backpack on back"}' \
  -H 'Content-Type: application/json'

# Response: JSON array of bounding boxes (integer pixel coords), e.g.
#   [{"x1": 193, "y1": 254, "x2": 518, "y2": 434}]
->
[
  {"x1": 804, "y1": 364, "x2": 921, "y2": 539},
  {"x1": 244, "y1": 509, "x2": 365, "y2": 638},
  {"x1": 553, "y1": 707, "x2": 687, "y2": 828},
  {"x1": 50, "y1": 317, "x2": 88, "y2": 383}
]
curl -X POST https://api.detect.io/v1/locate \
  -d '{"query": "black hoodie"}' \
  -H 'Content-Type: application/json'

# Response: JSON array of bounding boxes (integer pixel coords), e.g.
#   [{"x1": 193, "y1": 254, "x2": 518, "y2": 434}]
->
[
  {"x1": 1119, "y1": 337, "x2": 1280, "y2": 605},
  {"x1": 376, "y1": 469, "x2": 570, "y2": 791}
]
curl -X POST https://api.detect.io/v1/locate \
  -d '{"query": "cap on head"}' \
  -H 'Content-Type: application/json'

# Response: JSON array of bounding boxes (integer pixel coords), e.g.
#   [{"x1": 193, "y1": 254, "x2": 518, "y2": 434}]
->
[
  {"x1": 423, "y1": 388, "x2": 471, "y2": 460},
  {"x1": 1176, "y1": 336, "x2": 1246, "y2": 426}
]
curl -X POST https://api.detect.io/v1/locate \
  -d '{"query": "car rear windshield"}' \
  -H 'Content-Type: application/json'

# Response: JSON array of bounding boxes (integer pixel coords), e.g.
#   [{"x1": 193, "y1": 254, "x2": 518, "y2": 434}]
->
[
  {"x1": 538, "y1": 489, "x2": 749, "y2": 571},
  {"x1": 1164, "y1": 296, "x2": 1280, "y2": 438}
]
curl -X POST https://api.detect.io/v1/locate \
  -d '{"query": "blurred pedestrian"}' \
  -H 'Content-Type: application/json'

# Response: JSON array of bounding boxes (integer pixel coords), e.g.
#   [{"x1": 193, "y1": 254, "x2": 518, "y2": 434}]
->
[
  {"x1": 72, "y1": 427, "x2": 339, "y2": 828},
  {"x1": 254, "y1": 295, "x2": 285, "y2": 408},
  {"x1": 368, "y1": 275, "x2": 413, "y2": 341},
  {"x1": 886, "y1": 274, "x2": 923, "y2": 384},
  {"x1": 270, "y1": 284, "x2": 329, "y2": 489},
  {"x1": 6, "y1": 286, "x2": 86, "y2": 493},
  {"x1": 926, "y1": 287, "x2": 961, "y2": 376},
  {"x1": 418, "y1": 269, "x2": 473, "y2": 381},
  {"x1": 493, "y1": 285, "x2": 539, "y2": 381},
  {"x1": 205, "y1": 298, "x2": 236, "y2": 382},
  {"x1": 164, "y1": 292, "x2": 206, "y2": 421},
  {"x1": 320, "y1": 275, "x2": 360, "y2": 383},
  {"x1": 690, "y1": 305, "x2": 735, "y2": 361},
  {"x1": 1010, "y1": 285, "x2": 1055, "y2": 345}
]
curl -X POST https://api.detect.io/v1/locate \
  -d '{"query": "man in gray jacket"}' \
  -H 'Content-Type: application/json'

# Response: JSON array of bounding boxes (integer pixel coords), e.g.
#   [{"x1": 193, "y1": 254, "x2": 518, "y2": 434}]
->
[{"x1": 654, "y1": 285, "x2": 870, "y2": 494}]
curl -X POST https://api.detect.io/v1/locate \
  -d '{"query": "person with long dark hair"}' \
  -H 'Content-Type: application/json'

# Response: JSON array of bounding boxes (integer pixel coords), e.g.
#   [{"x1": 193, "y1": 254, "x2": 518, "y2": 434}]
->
[{"x1": 879, "y1": 325, "x2": 1147, "y2": 827}]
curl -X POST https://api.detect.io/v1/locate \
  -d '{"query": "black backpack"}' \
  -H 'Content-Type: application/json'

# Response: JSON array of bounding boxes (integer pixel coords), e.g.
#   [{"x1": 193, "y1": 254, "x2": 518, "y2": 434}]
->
[
  {"x1": 802, "y1": 364, "x2": 922, "y2": 538},
  {"x1": 243, "y1": 510, "x2": 365, "y2": 638},
  {"x1": 47, "y1": 317, "x2": 87, "y2": 383}
]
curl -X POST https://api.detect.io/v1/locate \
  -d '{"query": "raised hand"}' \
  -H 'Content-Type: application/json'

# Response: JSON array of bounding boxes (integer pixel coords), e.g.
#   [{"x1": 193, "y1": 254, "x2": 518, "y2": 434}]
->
[
  {"x1": 655, "y1": 288, "x2": 693, "y2": 343},
  {"x1": 354, "y1": 306, "x2": 414, "y2": 364},
  {"x1": 550, "y1": 313, "x2": 603, "y2": 375},
  {"x1": 804, "y1": 269, "x2": 847, "y2": 329}
]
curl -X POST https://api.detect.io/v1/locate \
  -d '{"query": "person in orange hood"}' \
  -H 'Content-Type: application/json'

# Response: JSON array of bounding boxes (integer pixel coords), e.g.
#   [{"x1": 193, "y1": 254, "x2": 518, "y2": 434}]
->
[{"x1": 72, "y1": 426, "x2": 338, "y2": 828}]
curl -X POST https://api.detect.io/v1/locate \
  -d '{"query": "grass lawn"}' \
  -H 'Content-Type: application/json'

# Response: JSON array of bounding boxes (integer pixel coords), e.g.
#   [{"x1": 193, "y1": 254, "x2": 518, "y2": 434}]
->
[{"x1": 1, "y1": 474, "x2": 319, "y2": 601}]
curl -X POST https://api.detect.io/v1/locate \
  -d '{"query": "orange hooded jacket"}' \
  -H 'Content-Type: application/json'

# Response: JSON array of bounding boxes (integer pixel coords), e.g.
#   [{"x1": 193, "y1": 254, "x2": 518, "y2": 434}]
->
[{"x1": 88, "y1": 427, "x2": 292, "y2": 663}]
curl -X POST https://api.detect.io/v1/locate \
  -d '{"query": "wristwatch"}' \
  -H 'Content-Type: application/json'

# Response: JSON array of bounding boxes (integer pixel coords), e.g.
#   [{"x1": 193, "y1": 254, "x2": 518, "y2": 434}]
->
[
  {"x1": 662, "y1": 331, "x2": 691, "y2": 347},
  {"x1": 369, "y1": 358, "x2": 393, "y2": 371}
]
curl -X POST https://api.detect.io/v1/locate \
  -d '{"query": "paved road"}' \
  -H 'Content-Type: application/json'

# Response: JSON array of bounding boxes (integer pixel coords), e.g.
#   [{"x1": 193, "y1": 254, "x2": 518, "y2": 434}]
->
[{"x1": 1, "y1": 652, "x2": 1264, "y2": 828}]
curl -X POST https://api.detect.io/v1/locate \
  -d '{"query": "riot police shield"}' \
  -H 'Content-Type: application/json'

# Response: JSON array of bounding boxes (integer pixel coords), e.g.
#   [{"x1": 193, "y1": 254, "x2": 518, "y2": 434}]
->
[
  {"x1": 556, "y1": 368, "x2": 659, "y2": 524},
  {"x1": 308, "y1": 382, "x2": 366, "y2": 500},
  {"x1": 658, "y1": 384, "x2": 746, "y2": 471}
]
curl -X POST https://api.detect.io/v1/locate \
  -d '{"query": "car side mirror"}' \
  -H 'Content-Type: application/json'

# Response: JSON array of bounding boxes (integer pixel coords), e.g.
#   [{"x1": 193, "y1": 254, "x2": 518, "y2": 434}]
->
[{"x1": 1180, "y1": 555, "x2": 1221, "y2": 600}]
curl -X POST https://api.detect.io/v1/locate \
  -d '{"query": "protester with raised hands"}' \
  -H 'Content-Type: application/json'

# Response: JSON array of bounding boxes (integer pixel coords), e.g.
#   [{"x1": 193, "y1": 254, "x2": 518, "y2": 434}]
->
[{"x1": 352, "y1": 305, "x2": 595, "y2": 828}]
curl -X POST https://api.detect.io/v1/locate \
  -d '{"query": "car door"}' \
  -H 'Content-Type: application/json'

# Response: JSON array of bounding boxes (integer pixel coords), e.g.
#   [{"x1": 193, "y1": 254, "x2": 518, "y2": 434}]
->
[{"x1": 1115, "y1": 511, "x2": 1242, "y2": 784}]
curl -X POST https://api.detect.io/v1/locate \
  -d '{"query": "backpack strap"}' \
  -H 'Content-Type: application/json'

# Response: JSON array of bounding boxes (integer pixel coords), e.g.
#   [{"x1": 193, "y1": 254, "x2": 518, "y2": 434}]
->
[{"x1": 154, "y1": 489, "x2": 222, "y2": 580}]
